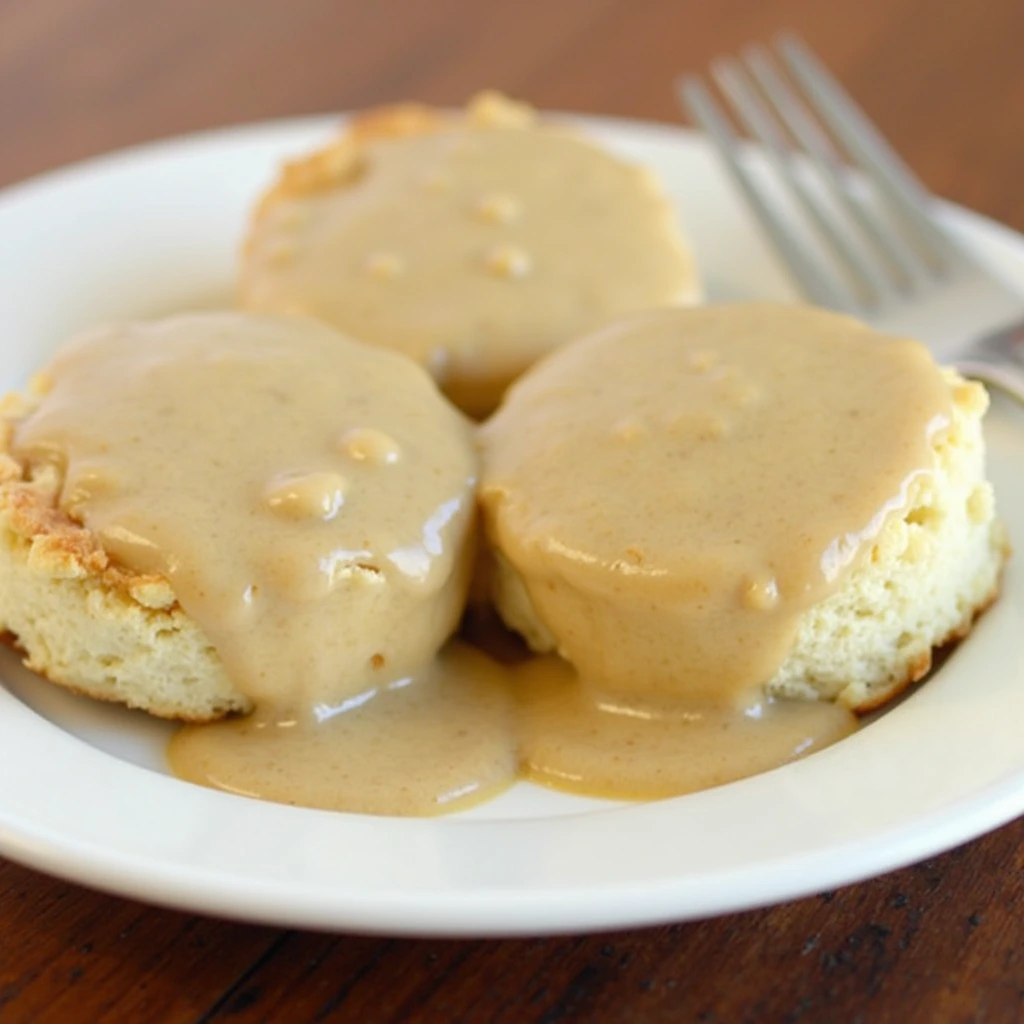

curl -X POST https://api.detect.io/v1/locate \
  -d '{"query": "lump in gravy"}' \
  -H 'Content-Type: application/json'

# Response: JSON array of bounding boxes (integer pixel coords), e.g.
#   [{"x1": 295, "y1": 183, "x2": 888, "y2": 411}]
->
[{"x1": 10, "y1": 305, "x2": 952, "y2": 814}]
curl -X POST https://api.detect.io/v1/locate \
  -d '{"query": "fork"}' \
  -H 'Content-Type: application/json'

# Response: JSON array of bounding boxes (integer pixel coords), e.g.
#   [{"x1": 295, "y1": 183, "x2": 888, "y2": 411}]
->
[{"x1": 678, "y1": 34, "x2": 1024, "y2": 403}]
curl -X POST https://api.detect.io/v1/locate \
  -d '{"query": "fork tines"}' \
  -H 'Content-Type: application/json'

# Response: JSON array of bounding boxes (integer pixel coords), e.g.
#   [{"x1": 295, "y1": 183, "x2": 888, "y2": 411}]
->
[{"x1": 678, "y1": 34, "x2": 967, "y2": 316}]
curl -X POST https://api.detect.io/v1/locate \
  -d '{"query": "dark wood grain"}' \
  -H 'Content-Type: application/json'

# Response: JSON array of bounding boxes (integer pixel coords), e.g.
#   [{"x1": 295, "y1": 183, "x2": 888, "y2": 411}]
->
[{"x1": 1, "y1": 0, "x2": 1023, "y2": 1020}]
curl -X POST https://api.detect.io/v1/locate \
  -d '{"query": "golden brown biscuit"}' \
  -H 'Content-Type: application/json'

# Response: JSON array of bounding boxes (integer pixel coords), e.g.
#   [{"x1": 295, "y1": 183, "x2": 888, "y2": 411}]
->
[
  {"x1": 240, "y1": 92, "x2": 699, "y2": 417},
  {"x1": 0, "y1": 313, "x2": 478, "y2": 721},
  {"x1": 480, "y1": 304, "x2": 1009, "y2": 712}
]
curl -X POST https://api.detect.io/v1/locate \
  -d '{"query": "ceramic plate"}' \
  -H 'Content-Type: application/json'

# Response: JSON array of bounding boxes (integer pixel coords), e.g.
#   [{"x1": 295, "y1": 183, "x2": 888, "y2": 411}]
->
[{"x1": 0, "y1": 116, "x2": 1022, "y2": 937}]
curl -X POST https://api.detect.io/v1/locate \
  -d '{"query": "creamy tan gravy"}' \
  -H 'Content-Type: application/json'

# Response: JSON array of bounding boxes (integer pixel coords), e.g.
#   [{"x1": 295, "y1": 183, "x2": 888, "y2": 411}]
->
[
  {"x1": 513, "y1": 656, "x2": 855, "y2": 800},
  {"x1": 10, "y1": 305, "x2": 952, "y2": 815},
  {"x1": 171, "y1": 632, "x2": 851, "y2": 812},
  {"x1": 241, "y1": 96, "x2": 697, "y2": 416},
  {"x1": 170, "y1": 643, "x2": 517, "y2": 815},
  {"x1": 480, "y1": 304, "x2": 953, "y2": 711},
  {"x1": 461, "y1": 611, "x2": 857, "y2": 803}
]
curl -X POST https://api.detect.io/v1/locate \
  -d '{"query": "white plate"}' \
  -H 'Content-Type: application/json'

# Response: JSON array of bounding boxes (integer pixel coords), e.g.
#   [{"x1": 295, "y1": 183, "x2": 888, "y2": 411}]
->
[{"x1": 0, "y1": 116, "x2": 1022, "y2": 938}]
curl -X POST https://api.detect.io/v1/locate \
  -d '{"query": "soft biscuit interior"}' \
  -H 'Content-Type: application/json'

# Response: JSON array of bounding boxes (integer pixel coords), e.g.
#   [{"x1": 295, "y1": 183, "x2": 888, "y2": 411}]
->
[{"x1": 240, "y1": 92, "x2": 700, "y2": 417}]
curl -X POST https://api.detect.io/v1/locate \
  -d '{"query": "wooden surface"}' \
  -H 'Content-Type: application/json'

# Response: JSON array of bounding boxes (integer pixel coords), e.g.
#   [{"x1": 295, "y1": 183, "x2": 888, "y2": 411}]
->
[{"x1": 1, "y1": 0, "x2": 1023, "y2": 1020}]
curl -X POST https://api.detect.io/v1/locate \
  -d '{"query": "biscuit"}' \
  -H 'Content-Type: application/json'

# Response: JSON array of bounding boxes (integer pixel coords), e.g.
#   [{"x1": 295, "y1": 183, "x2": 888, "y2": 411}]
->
[
  {"x1": 480, "y1": 305, "x2": 1009, "y2": 712},
  {"x1": 240, "y1": 92, "x2": 699, "y2": 417}
]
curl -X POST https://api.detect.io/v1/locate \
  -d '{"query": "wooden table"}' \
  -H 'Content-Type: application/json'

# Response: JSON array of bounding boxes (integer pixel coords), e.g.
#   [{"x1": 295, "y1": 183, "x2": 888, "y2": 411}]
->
[{"x1": 2, "y1": 0, "x2": 1023, "y2": 1019}]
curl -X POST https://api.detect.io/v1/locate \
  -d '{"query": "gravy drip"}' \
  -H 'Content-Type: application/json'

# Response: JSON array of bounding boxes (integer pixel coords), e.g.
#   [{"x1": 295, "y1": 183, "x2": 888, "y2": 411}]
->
[{"x1": 170, "y1": 644, "x2": 517, "y2": 815}]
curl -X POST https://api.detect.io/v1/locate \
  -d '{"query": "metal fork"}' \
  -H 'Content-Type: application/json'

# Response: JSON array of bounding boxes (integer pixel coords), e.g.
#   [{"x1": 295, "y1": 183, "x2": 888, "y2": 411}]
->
[{"x1": 678, "y1": 34, "x2": 1024, "y2": 403}]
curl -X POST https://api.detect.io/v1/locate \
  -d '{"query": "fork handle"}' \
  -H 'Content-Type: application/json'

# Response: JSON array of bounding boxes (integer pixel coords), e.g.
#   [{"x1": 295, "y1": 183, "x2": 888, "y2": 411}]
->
[
  {"x1": 974, "y1": 319, "x2": 1024, "y2": 365},
  {"x1": 959, "y1": 319, "x2": 1024, "y2": 406},
  {"x1": 957, "y1": 360, "x2": 1024, "y2": 406}
]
